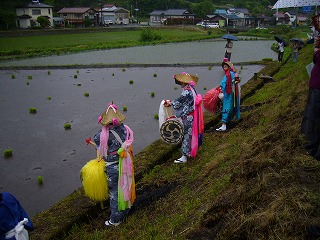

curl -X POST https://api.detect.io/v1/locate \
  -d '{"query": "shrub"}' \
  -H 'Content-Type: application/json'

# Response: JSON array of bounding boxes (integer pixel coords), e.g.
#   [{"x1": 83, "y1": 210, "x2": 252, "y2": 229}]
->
[
  {"x1": 74, "y1": 75, "x2": 77, "y2": 78},
  {"x1": 84, "y1": 92, "x2": 89, "y2": 97},
  {"x1": 11, "y1": 74, "x2": 15, "y2": 79},
  {"x1": 123, "y1": 106, "x2": 128, "y2": 111},
  {"x1": 151, "y1": 92, "x2": 155, "y2": 97},
  {"x1": 64, "y1": 122, "x2": 71, "y2": 129},
  {"x1": 153, "y1": 73, "x2": 157, "y2": 77},
  {"x1": 47, "y1": 71, "x2": 51, "y2": 75},
  {"x1": 204, "y1": 87, "x2": 207, "y2": 90},
  {"x1": 3, "y1": 149, "x2": 13, "y2": 158},
  {"x1": 29, "y1": 108, "x2": 37, "y2": 114},
  {"x1": 140, "y1": 28, "x2": 162, "y2": 42},
  {"x1": 122, "y1": 69, "x2": 126, "y2": 72},
  {"x1": 262, "y1": 58, "x2": 273, "y2": 61},
  {"x1": 154, "y1": 114, "x2": 159, "y2": 119},
  {"x1": 47, "y1": 96, "x2": 51, "y2": 100},
  {"x1": 27, "y1": 75, "x2": 32, "y2": 79},
  {"x1": 37, "y1": 16, "x2": 50, "y2": 28},
  {"x1": 208, "y1": 66, "x2": 212, "y2": 70},
  {"x1": 129, "y1": 80, "x2": 134, "y2": 84}
]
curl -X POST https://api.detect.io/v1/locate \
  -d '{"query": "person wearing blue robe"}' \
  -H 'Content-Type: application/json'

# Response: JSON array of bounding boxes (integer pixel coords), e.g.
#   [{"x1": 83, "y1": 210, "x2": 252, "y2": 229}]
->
[
  {"x1": 0, "y1": 192, "x2": 34, "y2": 240},
  {"x1": 216, "y1": 61, "x2": 241, "y2": 131}
]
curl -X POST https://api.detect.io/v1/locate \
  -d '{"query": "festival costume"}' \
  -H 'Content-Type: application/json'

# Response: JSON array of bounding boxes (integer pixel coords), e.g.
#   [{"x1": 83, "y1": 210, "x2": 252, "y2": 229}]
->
[
  {"x1": 171, "y1": 73, "x2": 204, "y2": 158},
  {"x1": 219, "y1": 62, "x2": 241, "y2": 124},
  {"x1": 0, "y1": 192, "x2": 34, "y2": 240},
  {"x1": 83, "y1": 103, "x2": 135, "y2": 225},
  {"x1": 301, "y1": 49, "x2": 320, "y2": 160}
]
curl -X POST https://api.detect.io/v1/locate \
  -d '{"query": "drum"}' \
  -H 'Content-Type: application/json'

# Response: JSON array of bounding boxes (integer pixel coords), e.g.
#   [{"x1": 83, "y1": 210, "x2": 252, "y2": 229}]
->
[{"x1": 160, "y1": 118, "x2": 184, "y2": 144}]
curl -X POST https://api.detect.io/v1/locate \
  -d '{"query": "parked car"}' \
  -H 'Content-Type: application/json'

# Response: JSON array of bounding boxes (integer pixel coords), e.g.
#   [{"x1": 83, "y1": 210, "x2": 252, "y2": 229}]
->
[
  {"x1": 104, "y1": 20, "x2": 113, "y2": 26},
  {"x1": 196, "y1": 21, "x2": 204, "y2": 26},
  {"x1": 202, "y1": 22, "x2": 219, "y2": 28}
]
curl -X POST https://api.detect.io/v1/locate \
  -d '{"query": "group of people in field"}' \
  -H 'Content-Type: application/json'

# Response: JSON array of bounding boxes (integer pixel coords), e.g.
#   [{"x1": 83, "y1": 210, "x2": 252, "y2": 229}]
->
[{"x1": 2, "y1": 24, "x2": 320, "y2": 238}]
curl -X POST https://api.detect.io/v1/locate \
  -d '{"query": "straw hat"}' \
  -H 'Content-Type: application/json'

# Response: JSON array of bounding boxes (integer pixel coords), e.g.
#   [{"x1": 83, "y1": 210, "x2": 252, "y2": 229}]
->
[
  {"x1": 222, "y1": 61, "x2": 237, "y2": 72},
  {"x1": 98, "y1": 103, "x2": 126, "y2": 126},
  {"x1": 174, "y1": 73, "x2": 199, "y2": 85}
]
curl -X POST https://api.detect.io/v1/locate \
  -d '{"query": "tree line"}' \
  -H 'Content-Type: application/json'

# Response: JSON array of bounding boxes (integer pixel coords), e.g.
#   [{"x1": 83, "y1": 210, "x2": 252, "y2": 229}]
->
[{"x1": 0, "y1": 0, "x2": 277, "y2": 29}]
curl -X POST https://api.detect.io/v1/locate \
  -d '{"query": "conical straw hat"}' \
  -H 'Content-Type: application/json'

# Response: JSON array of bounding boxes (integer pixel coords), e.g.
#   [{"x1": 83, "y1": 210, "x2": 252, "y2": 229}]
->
[
  {"x1": 99, "y1": 103, "x2": 126, "y2": 126},
  {"x1": 174, "y1": 73, "x2": 199, "y2": 85}
]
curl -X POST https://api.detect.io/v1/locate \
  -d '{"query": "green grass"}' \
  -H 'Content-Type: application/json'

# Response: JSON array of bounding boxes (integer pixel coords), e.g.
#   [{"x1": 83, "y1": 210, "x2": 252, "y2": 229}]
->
[
  {"x1": 64, "y1": 122, "x2": 71, "y2": 129},
  {"x1": 29, "y1": 107, "x2": 37, "y2": 114},
  {"x1": 37, "y1": 176, "x2": 43, "y2": 184},
  {"x1": 0, "y1": 28, "x2": 214, "y2": 60},
  {"x1": 3, "y1": 149, "x2": 13, "y2": 158}
]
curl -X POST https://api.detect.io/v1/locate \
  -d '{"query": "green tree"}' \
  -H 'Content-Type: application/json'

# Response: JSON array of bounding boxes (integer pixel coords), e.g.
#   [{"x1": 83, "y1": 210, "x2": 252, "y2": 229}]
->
[
  {"x1": 37, "y1": 15, "x2": 50, "y2": 28},
  {"x1": 191, "y1": 0, "x2": 215, "y2": 18},
  {"x1": 0, "y1": 10, "x2": 16, "y2": 29}
]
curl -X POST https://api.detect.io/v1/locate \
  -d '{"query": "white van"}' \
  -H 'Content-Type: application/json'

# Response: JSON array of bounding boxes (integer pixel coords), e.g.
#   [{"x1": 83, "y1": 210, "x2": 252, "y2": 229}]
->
[{"x1": 201, "y1": 22, "x2": 219, "y2": 28}]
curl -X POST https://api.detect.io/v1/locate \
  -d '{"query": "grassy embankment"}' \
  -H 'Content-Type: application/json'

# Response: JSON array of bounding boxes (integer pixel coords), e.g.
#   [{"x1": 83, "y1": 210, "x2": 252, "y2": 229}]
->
[
  {"x1": 28, "y1": 28, "x2": 320, "y2": 239},
  {"x1": 0, "y1": 27, "x2": 224, "y2": 61}
]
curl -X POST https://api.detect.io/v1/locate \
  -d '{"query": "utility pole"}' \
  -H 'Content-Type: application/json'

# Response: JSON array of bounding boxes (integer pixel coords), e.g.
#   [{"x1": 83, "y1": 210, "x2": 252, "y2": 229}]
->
[{"x1": 100, "y1": 0, "x2": 103, "y2": 26}]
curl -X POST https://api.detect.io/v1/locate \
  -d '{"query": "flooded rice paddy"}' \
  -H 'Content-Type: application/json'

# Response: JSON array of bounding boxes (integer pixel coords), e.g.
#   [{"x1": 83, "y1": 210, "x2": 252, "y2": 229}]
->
[{"x1": 0, "y1": 39, "x2": 273, "y2": 217}]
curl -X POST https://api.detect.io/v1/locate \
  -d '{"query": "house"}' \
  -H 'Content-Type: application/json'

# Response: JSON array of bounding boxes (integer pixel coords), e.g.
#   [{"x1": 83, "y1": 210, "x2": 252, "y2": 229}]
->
[
  {"x1": 57, "y1": 7, "x2": 97, "y2": 27},
  {"x1": 16, "y1": 0, "x2": 53, "y2": 29},
  {"x1": 149, "y1": 10, "x2": 166, "y2": 23},
  {"x1": 273, "y1": 12, "x2": 290, "y2": 25},
  {"x1": 206, "y1": 13, "x2": 240, "y2": 27},
  {"x1": 206, "y1": 8, "x2": 255, "y2": 28},
  {"x1": 226, "y1": 8, "x2": 254, "y2": 27},
  {"x1": 149, "y1": 9, "x2": 195, "y2": 24},
  {"x1": 98, "y1": 4, "x2": 130, "y2": 25},
  {"x1": 255, "y1": 14, "x2": 274, "y2": 27}
]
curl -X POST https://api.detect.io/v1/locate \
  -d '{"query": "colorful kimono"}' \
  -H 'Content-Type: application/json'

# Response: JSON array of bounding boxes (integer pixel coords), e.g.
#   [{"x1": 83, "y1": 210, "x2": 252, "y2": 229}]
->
[
  {"x1": 0, "y1": 192, "x2": 34, "y2": 240},
  {"x1": 94, "y1": 123, "x2": 135, "y2": 223},
  {"x1": 220, "y1": 71, "x2": 241, "y2": 123},
  {"x1": 172, "y1": 84, "x2": 204, "y2": 157}
]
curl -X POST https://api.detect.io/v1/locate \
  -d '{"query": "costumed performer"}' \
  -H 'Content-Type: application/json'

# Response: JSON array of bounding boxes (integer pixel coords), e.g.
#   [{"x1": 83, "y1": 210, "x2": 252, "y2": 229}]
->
[
  {"x1": 166, "y1": 72, "x2": 204, "y2": 163},
  {"x1": 0, "y1": 192, "x2": 34, "y2": 240},
  {"x1": 93, "y1": 102, "x2": 135, "y2": 226},
  {"x1": 216, "y1": 60, "x2": 241, "y2": 132},
  {"x1": 301, "y1": 34, "x2": 320, "y2": 160}
]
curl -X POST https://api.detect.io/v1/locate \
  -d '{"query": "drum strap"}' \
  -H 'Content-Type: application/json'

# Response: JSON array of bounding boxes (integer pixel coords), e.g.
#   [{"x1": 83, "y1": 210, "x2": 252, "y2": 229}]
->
[
  {"x1": 165, "y1": 106, "x2": 173, "y2": 119},
  {"x1": 110, "y1": 130, "x2": 124, "y2": 145}
]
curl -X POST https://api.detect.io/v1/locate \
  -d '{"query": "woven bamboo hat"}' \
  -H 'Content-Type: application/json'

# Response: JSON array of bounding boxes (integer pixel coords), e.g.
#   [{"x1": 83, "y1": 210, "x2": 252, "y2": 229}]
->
[
  {"x1": 174, "y1": 72, "x2": 199, "y2": 85},
  {"x1": 98, "y1": 103, "x2": 126, "y2": 126},
  {"x1": 222, "y1": 61, "x2": 237, "y2": 72}
]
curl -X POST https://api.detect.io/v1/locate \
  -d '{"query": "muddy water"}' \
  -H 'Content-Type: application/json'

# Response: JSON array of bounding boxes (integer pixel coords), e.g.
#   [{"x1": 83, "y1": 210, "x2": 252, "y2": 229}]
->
[
  {"x1": 0, "y1": 40, "x2": 276, "y2": 67},
  {"x1": 0, "y1": 65, "x2": 263, "y2": 217}
]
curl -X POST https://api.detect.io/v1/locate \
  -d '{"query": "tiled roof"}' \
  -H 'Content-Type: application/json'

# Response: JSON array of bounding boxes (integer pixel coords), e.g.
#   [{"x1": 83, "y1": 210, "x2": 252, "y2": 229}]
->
[
  {"x1": 150, "y1": 9, "x2": 194, "y2": 16},
  {"x1": 150, "y1": 10, "x2": 166, "y2": 15},
  {"x1": 18, "y1": 2, "x2": 53, "y2": 8},
  {"x1": 57, "y1": 7, "x2": 93, "y2": 14}
]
